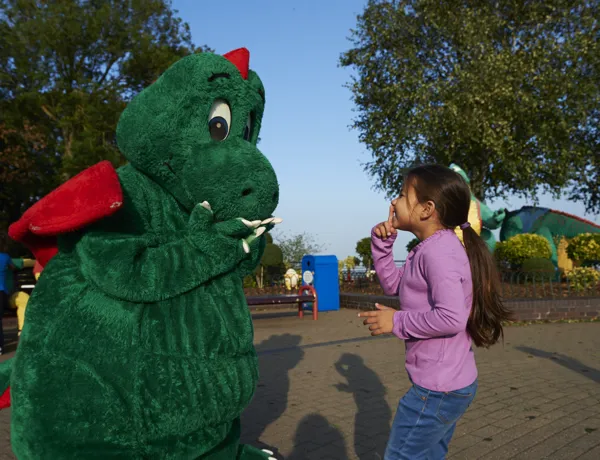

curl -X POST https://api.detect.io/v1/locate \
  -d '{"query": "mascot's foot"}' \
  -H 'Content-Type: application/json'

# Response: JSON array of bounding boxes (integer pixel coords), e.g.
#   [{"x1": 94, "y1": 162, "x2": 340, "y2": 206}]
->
[
  {"x1": 262, "y1": 449, "x2": 276, "y2": 460},
  {"x1": 262, "y1": 448, "x2": 285, "y2": 460},
  {"x1": 238, "y1": 444, "x2": 281, "y2": 459}
]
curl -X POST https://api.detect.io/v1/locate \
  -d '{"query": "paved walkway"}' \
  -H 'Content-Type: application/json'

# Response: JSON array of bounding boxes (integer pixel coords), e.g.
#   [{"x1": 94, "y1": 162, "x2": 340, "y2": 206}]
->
[{"x1": 2, "y1": 310, "x2": 600, "y2": 459}]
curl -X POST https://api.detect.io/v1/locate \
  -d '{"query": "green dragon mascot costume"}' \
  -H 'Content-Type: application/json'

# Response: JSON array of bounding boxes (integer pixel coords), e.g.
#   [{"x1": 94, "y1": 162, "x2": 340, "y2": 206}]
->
[{"x1": 0, "y1": 48, "x2": 280, "y2": 460}]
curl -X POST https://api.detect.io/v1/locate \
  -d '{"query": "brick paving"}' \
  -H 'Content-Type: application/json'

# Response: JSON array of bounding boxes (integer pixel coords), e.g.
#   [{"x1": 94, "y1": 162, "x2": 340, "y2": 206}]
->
[{"x1": 2, "y1": 310, "x2": 600, "y2": 459}]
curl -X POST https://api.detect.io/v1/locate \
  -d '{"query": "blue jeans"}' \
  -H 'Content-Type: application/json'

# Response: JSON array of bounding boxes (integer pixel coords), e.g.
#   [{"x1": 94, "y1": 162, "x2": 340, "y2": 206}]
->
[{"x1": 384, "y1": 379, "x2": 478, "y2": 459}]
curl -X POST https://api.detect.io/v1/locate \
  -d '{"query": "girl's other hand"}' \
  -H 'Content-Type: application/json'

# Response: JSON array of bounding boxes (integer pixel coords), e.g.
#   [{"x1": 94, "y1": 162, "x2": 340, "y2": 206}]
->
[{"x1": 358, "y1": 304, "x2": 396, "y2": 336}]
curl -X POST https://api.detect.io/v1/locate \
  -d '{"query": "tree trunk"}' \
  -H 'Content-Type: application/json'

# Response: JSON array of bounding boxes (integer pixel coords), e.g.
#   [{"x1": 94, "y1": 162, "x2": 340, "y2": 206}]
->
[{"x1": 255, "y1": 266, "x2": 264, "y2": 289}]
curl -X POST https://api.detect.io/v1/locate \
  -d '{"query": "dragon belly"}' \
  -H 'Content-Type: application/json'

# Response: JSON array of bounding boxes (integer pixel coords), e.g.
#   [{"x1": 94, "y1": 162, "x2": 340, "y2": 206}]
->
[
  {"x1": 10, "y1": 254, "x2": 258, "y2": 459},
  {"x1": 139, "y1": 275, "x2": 259, "y2": 457},
  {"x1": 10, "y1": 254, "x2": 142, "y2": 459}
]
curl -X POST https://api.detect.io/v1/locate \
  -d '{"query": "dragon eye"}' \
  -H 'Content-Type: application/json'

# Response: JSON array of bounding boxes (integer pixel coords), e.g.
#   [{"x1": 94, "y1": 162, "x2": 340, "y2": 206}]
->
[
  {"x1": 208, "y1": 99, "x2": 231, "y2": 141},
  {"x1": 243, "y1": 113, "x2": 253, "y2": 141}
]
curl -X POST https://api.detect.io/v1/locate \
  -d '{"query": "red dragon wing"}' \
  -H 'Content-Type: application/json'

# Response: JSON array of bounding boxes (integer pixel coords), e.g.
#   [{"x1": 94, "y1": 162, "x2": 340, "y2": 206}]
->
[{"x1": 8, "y1": 161, "x2": 123, "y2": 267}]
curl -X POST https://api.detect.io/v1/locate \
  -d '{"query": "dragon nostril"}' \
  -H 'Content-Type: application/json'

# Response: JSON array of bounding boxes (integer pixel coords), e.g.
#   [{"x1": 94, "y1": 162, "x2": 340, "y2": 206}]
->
[
  {"x1": 242, "y1": 188, "x2": 253, "y2": 197},
  {"x1": 273, "y1": 191, "x2": 279, "y2": 202}
]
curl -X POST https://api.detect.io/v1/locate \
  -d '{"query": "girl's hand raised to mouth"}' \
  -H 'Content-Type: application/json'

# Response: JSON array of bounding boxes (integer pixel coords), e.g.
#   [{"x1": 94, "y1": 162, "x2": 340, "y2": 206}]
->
[{"x1": 373, "y1": 205, "x2": 398, "y2": 240}]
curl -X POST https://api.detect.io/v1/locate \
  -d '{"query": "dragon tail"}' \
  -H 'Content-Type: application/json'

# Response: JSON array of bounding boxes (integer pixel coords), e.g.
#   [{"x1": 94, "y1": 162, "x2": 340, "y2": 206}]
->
[{"x1": 0, "y1": 358, "x2": 12, "y2": 409}]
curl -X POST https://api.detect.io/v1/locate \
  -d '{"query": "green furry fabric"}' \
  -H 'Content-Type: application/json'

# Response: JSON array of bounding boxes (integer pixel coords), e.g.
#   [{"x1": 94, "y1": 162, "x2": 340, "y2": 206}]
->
[{"x1": 7, "y1": 49, "x2": 279, "y2": 459}]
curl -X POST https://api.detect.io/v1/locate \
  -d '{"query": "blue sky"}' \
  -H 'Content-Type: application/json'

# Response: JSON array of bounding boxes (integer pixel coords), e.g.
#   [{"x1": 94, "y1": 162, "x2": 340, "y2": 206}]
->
[{"x1": 173, "y1": 0, "x2": 599, "y2": 261}]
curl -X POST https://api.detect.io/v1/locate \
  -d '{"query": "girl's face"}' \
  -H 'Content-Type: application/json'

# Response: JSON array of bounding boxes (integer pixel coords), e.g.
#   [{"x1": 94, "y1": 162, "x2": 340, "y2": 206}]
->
[{"x1": 390, "y1": 182, "x2": 421, "y2": 231}]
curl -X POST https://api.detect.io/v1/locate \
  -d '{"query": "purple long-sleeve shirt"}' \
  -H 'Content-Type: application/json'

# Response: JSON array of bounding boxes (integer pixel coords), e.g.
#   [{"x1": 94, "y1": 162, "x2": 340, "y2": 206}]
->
[{"x1": 371, "y1": 228, "x2": 477, "y2": 392}]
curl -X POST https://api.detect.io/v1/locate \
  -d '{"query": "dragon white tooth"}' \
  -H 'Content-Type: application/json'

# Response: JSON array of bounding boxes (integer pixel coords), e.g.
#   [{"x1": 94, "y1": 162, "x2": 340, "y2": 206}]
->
[
  {"x1": 255, "y1": 227, "x2": 266, "y2": 237},
  {"x1": 261, "y1": 217, "x2": 274, "y2": 225},
  {"x1": 240, "y1": 218, "x2": 254, "y2": 227},
  {"x1": 251, "y1": 220, "x2": 261, "y2": 227},
  {"x1": 242, "y1": 240, "x2": 250, "y2": 253},
  {"x1": 271, "y1": 217, "x2": 283, "y2": 224}
]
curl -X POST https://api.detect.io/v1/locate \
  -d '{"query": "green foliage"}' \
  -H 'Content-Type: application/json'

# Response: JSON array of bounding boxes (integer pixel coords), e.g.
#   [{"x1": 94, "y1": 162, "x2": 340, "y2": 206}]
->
[
  {"x1": 243, "y1": 275, "x2": 257, "y2": 288},
  {"x1": 494, "y1": 234, "x2": 552, "y2": 267},
  {"x1": 0, "y1": 0, "x2": 210, "y2": 230},
  {"x1": 262, "y1": 243, "x2": 283, "y2": 267},
  {"x1": 254, "y1": 237, "x2": 284, "y2": 288},
  {"x1": 339, "y1": 256, "x2": 360, "y2": 281},
  {"x1": 344, "y1": 256, "x2": 359, "y2": 269},
  {"x1": 355, "y1": 237, "x2": 373, "y2": 268},
  {"x1": 340, "y1": 0, "x2": 599, "y2": 209},
  {"x1": 265, "y1": 233, "x2": 274, "y2": 244},
  {"x1": 520, "y1": 258, "x2": 556, "y2": 281},
  {"x1": 566, "y1": 267, "x2": 600, "y2": 293},
  {"x1": 406, "y1": 238, "x2": 420, "y2": 253},
  {"x1": 566, "y1": 233, "x2": 600, "y2": 265},
  {"x1": 274, "y1": 231, "x2": 326, "y2": 264}
]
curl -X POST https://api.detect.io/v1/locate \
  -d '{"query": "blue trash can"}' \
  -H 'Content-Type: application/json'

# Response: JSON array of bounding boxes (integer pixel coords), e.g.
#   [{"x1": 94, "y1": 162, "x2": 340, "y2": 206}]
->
[{"x1": 301, "y1": 255, "x2": 339, "y2": 312}]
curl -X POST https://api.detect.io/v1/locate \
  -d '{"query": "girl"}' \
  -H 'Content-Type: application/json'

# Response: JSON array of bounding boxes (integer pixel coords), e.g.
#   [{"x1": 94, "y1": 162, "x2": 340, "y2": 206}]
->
[{"x1": 359, "y1": 164, "x2": 511, "y2": 459}]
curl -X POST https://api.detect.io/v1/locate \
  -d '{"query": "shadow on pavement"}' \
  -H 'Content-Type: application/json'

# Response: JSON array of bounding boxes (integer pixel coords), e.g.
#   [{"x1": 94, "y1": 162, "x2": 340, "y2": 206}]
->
[
  {"x1": 516, "y1": 346, "x2": 600, "y2": 384},
  {"x1": 286, "y1": 413, "x2": 349, "y2": 460},
  {"x1": 241, "y1": 334, "x2": 305, "y2": 451},
  {"x1": 335, "y1": 353, "x2": 391, "y2": 459}
]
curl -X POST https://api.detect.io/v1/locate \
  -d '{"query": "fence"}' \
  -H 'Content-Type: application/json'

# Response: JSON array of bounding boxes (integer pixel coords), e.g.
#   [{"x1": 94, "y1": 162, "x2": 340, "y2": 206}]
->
[
  {"x1": 244, "y1": 262, "x2": 600, "y2": 300},
  {"x1": 338, "y1": 268, "x2": 600, "y2": 300}
]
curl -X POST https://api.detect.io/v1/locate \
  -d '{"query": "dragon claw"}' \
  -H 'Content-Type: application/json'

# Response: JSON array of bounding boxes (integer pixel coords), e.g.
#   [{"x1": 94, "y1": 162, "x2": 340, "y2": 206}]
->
[
  {"x1": 240, "y1": 218, "x2": 256, "y2": 228},
  {"x1": 242, "y1": 239, "x2": 250, "y2": 253},
  {"x1": 200, "y1": 201, "x2": 212, "y2": 212},
  {"x1": 261, "y1": 449, "x2": 275, "y2": 460}
]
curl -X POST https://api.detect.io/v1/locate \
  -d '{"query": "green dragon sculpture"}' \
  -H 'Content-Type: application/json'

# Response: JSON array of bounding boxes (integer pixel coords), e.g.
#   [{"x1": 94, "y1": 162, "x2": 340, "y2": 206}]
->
[
  {"x1": 448, "y1": 164, "x2": 600, "y2": 268},
  {"x1": 1, "y1": 48, "x2": 280, "y2": 460},
  {"x1": 500, "y1": 206, "x2": 600, "y2": 267},
  {"x1": 449, "y1": 164, "x2": 506, "y2": 251}
]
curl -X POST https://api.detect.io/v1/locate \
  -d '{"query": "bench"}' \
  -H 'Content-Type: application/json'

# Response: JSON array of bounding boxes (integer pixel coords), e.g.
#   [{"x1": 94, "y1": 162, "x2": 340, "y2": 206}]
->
[{"x1": 245, "y1": 285, "x2": 318, "y2": 320}]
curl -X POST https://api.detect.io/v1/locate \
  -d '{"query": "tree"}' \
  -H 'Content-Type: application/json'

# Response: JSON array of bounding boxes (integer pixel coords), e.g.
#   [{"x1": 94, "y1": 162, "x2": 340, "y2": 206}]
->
[
  {"x1": 254, "y1": 233, "x2": 285, "y2": 288},
  {"x1": 274, "y1": 231, "x2": 326, "y2": 265},
  {"x1": 0, "y1": 0, "x2": 210, "y2": 229},
  {"x1": 339, "y1": 256, "x2": 360, "y2": 282},
  {"x1": 355, "y1": 237, "x2": 373, "y2": 269},
  {"x1": 406, "y1": 238, "x2": 420, "y2": 253},
  {"x1": 570, "y1": 146, "x2": 600, "y2": 215},
  {"x1": 0, "y1": 122, "x2": 55, "y2": 235},
  {"x1": 340, "y1": 0, "x2": 600, "y2": 209}
]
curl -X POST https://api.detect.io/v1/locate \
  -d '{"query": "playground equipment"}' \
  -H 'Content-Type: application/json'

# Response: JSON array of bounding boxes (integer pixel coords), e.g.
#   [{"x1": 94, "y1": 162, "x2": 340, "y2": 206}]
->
[
  {"x1": 7, "y1": 258, "x2": 37, "y2": 336},
  {"x1": 449, "y1": 164, "x2": 506, "y2": 251},
  {"x1": 246, "y1": 284, "x2": 318, "y2": 320},
  {"x1": 449, "y1": 164, "x2": 599, "y2": 272},
  {"x1": 284, "y1": 268, "x2": 299, "y2": 290},
  {"x1": 500, "y1": 206, "x2": 600, "y2": 270}
]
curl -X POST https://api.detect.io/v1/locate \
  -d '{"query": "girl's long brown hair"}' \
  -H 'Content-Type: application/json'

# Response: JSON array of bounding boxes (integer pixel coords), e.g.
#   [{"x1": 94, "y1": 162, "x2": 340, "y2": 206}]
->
[{"x1": 407, "y1": 164, "x2": 513, "y2": 348}]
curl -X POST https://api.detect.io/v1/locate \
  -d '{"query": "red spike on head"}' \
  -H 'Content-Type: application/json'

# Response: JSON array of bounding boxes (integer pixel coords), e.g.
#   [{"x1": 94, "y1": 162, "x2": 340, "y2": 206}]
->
[{"x1": 223, "y1": 48, "x2": 250, "y2": 80}]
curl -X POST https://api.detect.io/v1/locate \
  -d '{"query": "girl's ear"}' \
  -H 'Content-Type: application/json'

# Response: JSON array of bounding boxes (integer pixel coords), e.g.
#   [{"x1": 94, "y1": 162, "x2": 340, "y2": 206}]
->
[{"x1": 420, "y1": 200, "x2": 437, "y2": 220}]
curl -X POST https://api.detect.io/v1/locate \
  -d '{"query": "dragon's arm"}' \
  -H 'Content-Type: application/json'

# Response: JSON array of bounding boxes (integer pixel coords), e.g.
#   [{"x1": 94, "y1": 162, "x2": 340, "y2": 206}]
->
[
  {"x1": 75, "y1": 203, "x2": 256, "y2": 303},
  {"x1": 237, "y1": 233, "x2": 267, "y2": 279}
]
